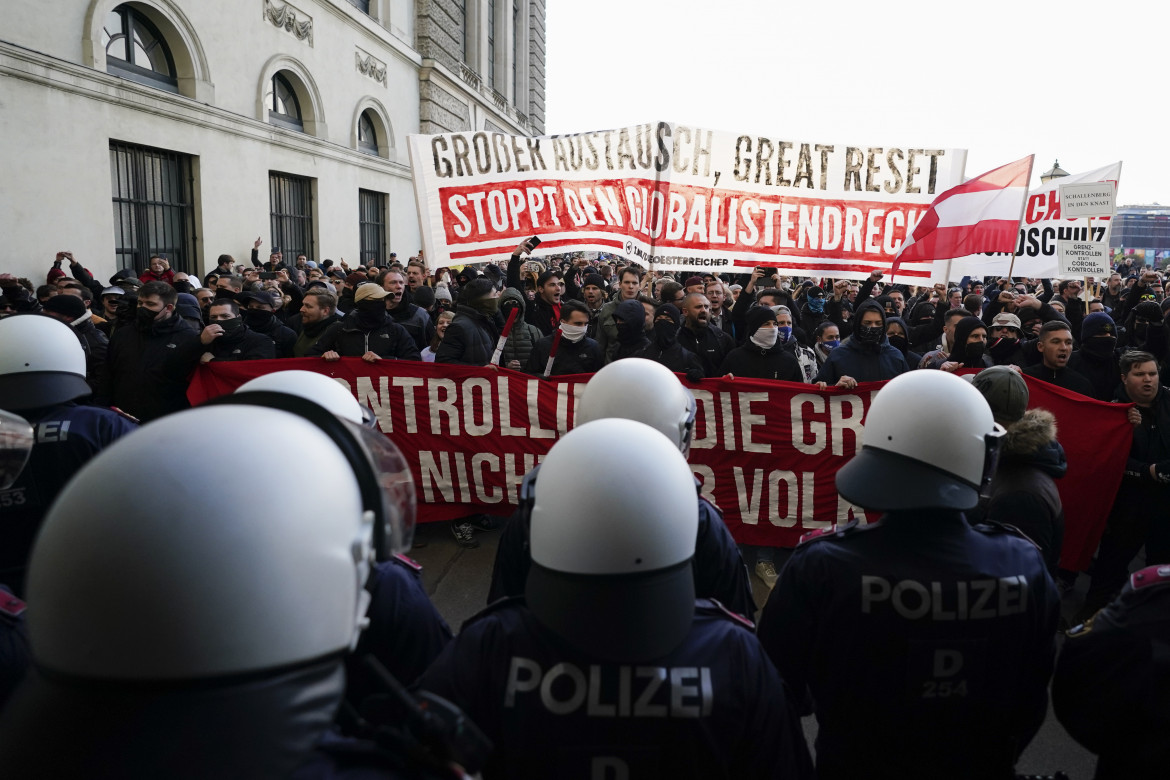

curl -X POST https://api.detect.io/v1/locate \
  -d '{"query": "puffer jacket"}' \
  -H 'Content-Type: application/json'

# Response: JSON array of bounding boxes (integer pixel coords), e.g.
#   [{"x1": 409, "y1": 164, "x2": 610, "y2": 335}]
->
[{"x1": 498, "y1": 287, "x2": 544, "y2": 369}]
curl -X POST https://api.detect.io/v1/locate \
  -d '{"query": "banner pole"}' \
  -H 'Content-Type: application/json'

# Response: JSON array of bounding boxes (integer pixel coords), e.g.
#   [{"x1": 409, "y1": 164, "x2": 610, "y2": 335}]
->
[
  {"x1": 1085, "y1": 216, "x2": 1093, "y2": 314},
  {"x1": 1007, "y1": 155, "x2": 1037, "y2": 283}
]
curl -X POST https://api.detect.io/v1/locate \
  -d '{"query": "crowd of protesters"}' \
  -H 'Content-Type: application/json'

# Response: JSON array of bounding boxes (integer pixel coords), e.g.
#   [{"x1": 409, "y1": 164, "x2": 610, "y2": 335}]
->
[{"x1": 1, "y1": 239, "x2": 1168, "y2": 777}]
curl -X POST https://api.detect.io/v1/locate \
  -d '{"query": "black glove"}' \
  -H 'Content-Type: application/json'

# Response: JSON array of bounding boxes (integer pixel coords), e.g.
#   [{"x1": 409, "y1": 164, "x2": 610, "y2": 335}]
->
[{"x1": 685, "y1": 368, "x2": 705, "y2": 384}]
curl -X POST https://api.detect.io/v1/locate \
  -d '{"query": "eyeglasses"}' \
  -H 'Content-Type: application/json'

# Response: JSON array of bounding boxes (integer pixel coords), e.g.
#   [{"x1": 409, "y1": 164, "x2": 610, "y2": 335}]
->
[{"x1": 1140, "y1": 294, "x2": 1158, "y2": 301}]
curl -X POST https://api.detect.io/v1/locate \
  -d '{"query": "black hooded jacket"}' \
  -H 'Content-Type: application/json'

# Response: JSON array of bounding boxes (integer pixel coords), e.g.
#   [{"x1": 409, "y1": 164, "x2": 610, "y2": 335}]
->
[
  {"x1": 633, "y1": 304, "x2": 704, "y2": 376},
  {"x1": 883, "y1": 316, "x2": 922, "y2": 370},
  {"x1": 205, "y1": 325, "x2": 276, "y2": 362},
  {"x1": 813, "y1": 301, "x2": 909, "y2": 383},
  {"x1": 610, "y1": 299, "x2": 649, "y2": 361},
  {"x1": 308, "y1": 311, "x2": 421, "y2": 361},
  {"x1": 435, "y1": 304, "x2": 499, "y2": 366},
  {"x1": 718, "y1": 341, "x2": 803, "y2": 381},
  {"x1": 946, "y1": 316, "x2": 994, "y2": 369},
  {"x1": 1068, "y1": 313, "x2": 1120, "y2": 402},
  {"x1": 95, "y1": 313, "x2": 202, "y2": 422}
]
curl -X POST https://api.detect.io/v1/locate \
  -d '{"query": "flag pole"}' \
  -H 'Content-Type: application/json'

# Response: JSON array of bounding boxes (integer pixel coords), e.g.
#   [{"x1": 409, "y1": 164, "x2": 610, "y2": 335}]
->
[{"x1": 1005, "y1": 155, "x2": 1036, "y2": 282}]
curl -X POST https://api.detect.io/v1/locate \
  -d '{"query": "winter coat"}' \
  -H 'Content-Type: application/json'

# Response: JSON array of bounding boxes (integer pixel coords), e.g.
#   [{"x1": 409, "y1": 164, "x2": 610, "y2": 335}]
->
[
  {"x1": 95, "y1": 313, "x2": 202, "y2": 422},
  {"x1": 971, "y1": 409, "x2": 1067, "y2": 574},
  {"x1": 204, "y1": 327, "x2": 276, "y2": 362},
  {"x1": 526, "y1": 334, "x2": 604, "y2": 377},
  {"x1": 308, "y1": 312, "x2": 421, "y2": 361},
  {"x1": 677, "y1": 323, "x2": 736, "y2": 378},
  {"x1": 814, "y1": 302, "x2": 909, "y2": 384},
  {"x1": 390, "y1": 296, "x2": 436, "y2": 353},
  {"x1": 435, "y1": 305, "x2": 499, "y2": 366},
  {"x1": 719, "y1": 342, "x2": 803, "y2": 381},
  {"x1": 294, "y1": 313, "x2": 342, "y2": 357},
  {"x1": 498, "y1": 288, "x2": 544, "y2": 369}
]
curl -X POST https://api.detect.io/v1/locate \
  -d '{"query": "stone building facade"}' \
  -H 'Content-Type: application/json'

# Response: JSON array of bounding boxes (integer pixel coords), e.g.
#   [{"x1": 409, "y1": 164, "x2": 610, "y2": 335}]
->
[{"x1": 0, "y1": 0, "x2": 545, "y2": 282}]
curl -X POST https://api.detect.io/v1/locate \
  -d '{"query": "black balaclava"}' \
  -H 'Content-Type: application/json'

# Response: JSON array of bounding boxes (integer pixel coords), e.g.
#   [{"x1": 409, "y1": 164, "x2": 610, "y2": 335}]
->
[
  {"x1": 1129, "y1": 301, "x2": 1165, "y2": 355},
  {"x1": 614, "y1": 299, "x2": 646, "y2": 344},
  {"x1": 353, "y1": 299, "x2": 386, "y2": 330},
  {"x1": 948, "y1": 316, "x2": 988, "y2": 367},
  {"x1": 653, "y1": 303, "x2": 682, "y2": 349},
  {"x1": 242, "y1": 308, "x2": 276, "y2": 332},
  {"x1": 1080, "y1": 312, "x2": 1117, "y2": 361},
  {"x1": 910, "y1": 301, "x2": 936, "y2": 327},
  {"x1": 852, "y1": 301, "x2": 886, "y2": 349},
  {"x1": 885, "y1": 316, "x2": 911, "y2": 355}
]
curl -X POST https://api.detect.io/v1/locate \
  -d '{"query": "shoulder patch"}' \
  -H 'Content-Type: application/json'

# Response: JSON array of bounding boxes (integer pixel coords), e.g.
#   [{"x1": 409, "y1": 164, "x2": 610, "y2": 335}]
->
[
  {"x1": 1130, "y1": 564, "x2": 1170, "y2": 591},
  {"x1": 798, "y1": 519, "x2": 860, "y2": 546},
  {"x1": 696, "y1": 598, "x2": 755, "y2": 631},
  {"x1": 0, "y1": 591, "x2": 26, "y2": 620},
  {"x1": 392, "y1": 552, "x2": 423, "y2": 572},
  {"x1": 108, "y1": 407, "x2": 140, "y2": 424},
  {"x1": 972, "y1": 520, "x2": 1040, "y2": 550}
]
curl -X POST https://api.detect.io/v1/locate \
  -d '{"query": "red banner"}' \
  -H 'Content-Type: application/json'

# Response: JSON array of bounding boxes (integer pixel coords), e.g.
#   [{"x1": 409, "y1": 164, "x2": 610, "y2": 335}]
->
[{"x1": 188, "y1": 359, "x2": 1131, "y2": 570}]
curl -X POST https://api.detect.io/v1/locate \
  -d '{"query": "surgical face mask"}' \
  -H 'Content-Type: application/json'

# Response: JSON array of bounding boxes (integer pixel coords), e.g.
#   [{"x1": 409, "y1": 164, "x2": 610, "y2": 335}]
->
[
  {"x1": 822, "y1": 338, "x2": 840, "y2": 351},
  {"x1": 806, "y1": 297, "x2": 825, "y2": 313},
  {"x1": 750, "y1": 326, "x2": 779, "y2": 350},
  {"x1": 776, "y1": 325, "x2": 793, "y2": 344},
  {"x1": 559, "y1": 322, "x2": 587, "y2": 343}
]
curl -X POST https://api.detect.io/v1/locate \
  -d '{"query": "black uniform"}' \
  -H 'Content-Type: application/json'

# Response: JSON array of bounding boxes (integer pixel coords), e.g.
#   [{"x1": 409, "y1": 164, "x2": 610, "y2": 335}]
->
[
  {"x1": 1053, "y1": 563, "x2": 1170, "y2": 779},
  {"x1": 488, "y1": 493, "x2": 755, "y2": 619},
  {"x1": 0, "y1": 404, "x2": 138, "y2": 596},
  {"x1": 344, "y1": 554, "x2": 452, "y2": 708},
  {"x1": 416, "y1": 598, "x2": 815, "y2": 780},
  {"x1": 757, "y1": 512, "x2": 1059, "y2": 780}
]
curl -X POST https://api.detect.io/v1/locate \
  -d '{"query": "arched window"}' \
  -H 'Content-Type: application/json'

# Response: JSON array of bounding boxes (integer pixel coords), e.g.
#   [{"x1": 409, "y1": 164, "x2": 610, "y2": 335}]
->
[
  {"x1": 265, "y1": 72, "x2": 304, "y2": 131},
  {"x1": 357, "y1": 111, "x2": 379, "y2": 156},
  {"x1": 102, "y1": 4, "x2": 178, "y2": 92}
]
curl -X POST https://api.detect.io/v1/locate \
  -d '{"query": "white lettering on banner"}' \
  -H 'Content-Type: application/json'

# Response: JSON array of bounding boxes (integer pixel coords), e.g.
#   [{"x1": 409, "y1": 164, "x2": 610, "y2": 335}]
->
[
  {"x1": 732, "y1": 468, "x2": 813, "y2": 527},
  {"x1": 791, "y1": 393, "x2": 868, "y2": 456},
  {"x1": 860, "y1": 575, "x2": 1029, "y2": 620},
  {"x1": 503, "y1": 657, "x2": 714, "y2": 718}
]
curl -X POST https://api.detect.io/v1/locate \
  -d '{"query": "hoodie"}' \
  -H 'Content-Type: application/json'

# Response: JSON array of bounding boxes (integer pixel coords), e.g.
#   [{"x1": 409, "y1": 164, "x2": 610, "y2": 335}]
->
[
  {"x1": 1068, "y1": 312, "x2": 1121, "y2": 401},
  {"x1": 813, "y1": 300, "x2": 909, "y2": 384},
  {"x1": 610, "y1": 299, "x2": 650, "y2": 361}
]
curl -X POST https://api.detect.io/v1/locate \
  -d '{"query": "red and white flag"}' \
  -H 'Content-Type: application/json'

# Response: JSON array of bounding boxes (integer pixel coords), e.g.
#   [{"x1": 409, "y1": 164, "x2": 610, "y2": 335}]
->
[{"x1": 892, "y1": 155, "x2": 1034, "y2": 273}]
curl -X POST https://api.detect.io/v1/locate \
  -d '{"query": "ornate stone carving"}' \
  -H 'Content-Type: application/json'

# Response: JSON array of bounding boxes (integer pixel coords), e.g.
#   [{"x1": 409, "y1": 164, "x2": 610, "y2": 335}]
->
[
  {"x1": 264, "y1": 0, "x2": 313, "y2": 45},
  {"x1": 355, "y1": 51, "x2": 386, "y2": 85}
]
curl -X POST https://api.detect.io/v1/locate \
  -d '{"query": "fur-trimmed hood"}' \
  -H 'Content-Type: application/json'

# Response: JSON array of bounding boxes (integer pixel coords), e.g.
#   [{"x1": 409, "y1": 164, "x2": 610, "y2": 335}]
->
[{"x1": 1002, "y1": 408, "x2": 1067, "y2": 478}]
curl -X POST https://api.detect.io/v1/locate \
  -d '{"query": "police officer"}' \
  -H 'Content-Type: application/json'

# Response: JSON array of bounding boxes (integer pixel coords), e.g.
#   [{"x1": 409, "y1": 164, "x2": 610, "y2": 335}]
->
[
  {"x1": 757, "y1": 369, "x2": 1060, "y2": 780},
  {"x1": 1053, "y1": 564, "x2": 1170, "y2": 778},
  {"x1": 419, "y1": 419, "x2": 814, "y2": 779},
  {"x1": 0, "y1": 315, "x2": 138, "y2": 597},
  {"x1": 233, "y1": 371, "x2": 453, "y2": 698},
  {"x1": 488, "y1": 358, "x2": 756, "y2": 618},
  {"x1": 0, "y1": 394, "x2": 436, "y2": 778}
]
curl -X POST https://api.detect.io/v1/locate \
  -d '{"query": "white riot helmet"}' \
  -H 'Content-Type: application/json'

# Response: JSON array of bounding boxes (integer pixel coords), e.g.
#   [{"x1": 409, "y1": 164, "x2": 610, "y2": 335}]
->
[
  {"x1": 576, "y1": 358, "x2": 697, "y2": 455},
  {"x1": 836, "y1": 370, "x2": 1005, "y2": 511},
  {"x1": 236, "y1": 369, "x2": 366, "y2": 425},
  {"x1": 524, "y1": 419, "x2": 699, "y2": 662},
  {"x1": 0, "y1": 315, "x2": 90, "y2": 411}
]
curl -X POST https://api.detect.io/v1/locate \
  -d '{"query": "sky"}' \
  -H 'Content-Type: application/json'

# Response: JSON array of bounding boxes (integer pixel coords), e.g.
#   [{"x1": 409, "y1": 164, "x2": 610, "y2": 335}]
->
[{"x1": 545, "y1": 0, "x2": 1167, "y2": 205}]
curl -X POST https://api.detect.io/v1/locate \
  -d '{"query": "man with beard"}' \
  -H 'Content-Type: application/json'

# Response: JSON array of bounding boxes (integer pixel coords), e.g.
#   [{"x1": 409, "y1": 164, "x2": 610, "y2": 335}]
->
[
  {"x1": 677, "y1": 293, "x2": 735, "y2": 377},
  {"x1": 986, "y1": 312, "x2": 1028, "y2": 367},
  {"x1": 704, "y1": 278, "x2": 734, "y2": 339},
  {"x1": 1068, "y1": 312, "x2": 1121, "y2": 401},
  {"x1": 199, "y1": 300, "x2": 275, "y2": 362},
  {"x1": 95, "y1": 281, "x2": 202, "y2": 422},
  {"x1": 814, "y1": 301, "x2": 908, "y2": 387},
  {"x1": 719, "y1": 307, "x2": 803, "y2": 381},
  {"x1": 310, "y1": 284, "x2": 420, "y2": 363},
  {"x1": 633, "y1": 303, "x2": 704, "y2": 377},
  {"x1": 580, "y1": 273, "x2": 607, "y2": 339},
  {"x1": 1023, "y1": 321, "x2": 1094, "y2": 395},
  {"x1": 1098, "y1": 272, "x2": 1125, "y2": 311},
  {"x1": 293, "y1": 291, "x2": 341, "y2": 357},
  {"x1": 380, "y1": 269, "x2": 434, "y2": 352},
  {"x1": 238, "y1": 291, "x2": 296, "y2": 358}
]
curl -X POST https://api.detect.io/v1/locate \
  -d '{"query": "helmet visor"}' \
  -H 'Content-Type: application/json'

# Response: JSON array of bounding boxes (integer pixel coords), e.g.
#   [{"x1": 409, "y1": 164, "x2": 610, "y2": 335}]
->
[
  {"x1": 0, "y1": 410, "x2": 34, "y2": 490},
  {"x1": 350, "y1": 422, "x2": 417, "y2": 556}
]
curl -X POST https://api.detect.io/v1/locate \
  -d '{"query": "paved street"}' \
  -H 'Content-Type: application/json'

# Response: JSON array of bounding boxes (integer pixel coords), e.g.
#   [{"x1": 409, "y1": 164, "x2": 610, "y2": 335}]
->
[{"x1": 409, "y1": 519, "x2": 1099, "y2": 778}]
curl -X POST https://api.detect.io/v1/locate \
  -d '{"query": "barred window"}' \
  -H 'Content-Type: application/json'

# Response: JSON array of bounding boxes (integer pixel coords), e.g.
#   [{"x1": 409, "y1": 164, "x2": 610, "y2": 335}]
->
[
  {"x1": 109, "y1": 141, "x2": 195, "y2": 274},
  {"x1": 359, "y1": 189, "x2": 387, "y2": 266},
  {"x1": 102, "y1": 5, "x2": 178, "y2": 92},
  {"x1": 270, "y1": 172, "x2": 315, "y2": 261}
]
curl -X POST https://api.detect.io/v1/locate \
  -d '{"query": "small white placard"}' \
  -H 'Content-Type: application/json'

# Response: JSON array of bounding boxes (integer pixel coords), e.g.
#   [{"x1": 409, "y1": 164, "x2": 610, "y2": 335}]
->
[
  {"x1": 1059, "y1": 181, "x2": 1116, "y2": 218},
  {"x1": 1058, "y1": 240, "x2": 1110, "y2": 277}
]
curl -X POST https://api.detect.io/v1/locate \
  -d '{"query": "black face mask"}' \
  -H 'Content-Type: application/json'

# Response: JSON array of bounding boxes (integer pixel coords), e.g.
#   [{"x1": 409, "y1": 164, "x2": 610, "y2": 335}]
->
[
  {"x1": 218, "y1": 317, "x2": 244, "y2": 334},
  {"x1": 354, "y1": 300, "x2": 386, "y2": 329},
  {"x1": 1083, "y1": 336, "x2": 1117, "y2": 359},
  {"x1": 653, "y1": 320, "x2": 679, "y2": 348},
  {"x1": 243, "y1": 309, "x2": 274, "y2": 331},
  {"x1": 855, "y1": 323, "x2": 883, "y2": 345},
  {"x1": 616, "y1": 317, "x2": 644, "y2": 343},
  {"x1": 214, "y1": 289, "x2": 238, "y2": 301},
  {"x1": 887, "y1": 334, "x2": 908, "y2": 353},
  {"x1": 963, "y1": 341, "x2": 986, "y2": 365},
  {"x1": 136, "y1": 306, "x2": 159, "y2": 332},
  {"x1": 988, "y1": 337, "x2": 1017, "y2": 362}
]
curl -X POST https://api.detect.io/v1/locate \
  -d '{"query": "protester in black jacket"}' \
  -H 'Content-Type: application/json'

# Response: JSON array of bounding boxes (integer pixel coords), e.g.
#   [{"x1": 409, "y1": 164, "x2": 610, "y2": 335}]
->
[
  {"x1": 526, "y1": 302, "x2": 604, "y2": 376},
  {"x1": 95, "y1": 281, "x2": 202, "y2": 422},
  {"x1": 677, "y1": 293, "x2": 736, "y2": 377},
  {"x1": 814, "y1": 300, "x2": 909, "y2": 386},
  {"x1": 1068, "y1": 312, "x2": 1121, "y2": 401},
  {"x1": 610, "y1": 298, "x2": 650, "y2": 361},
  {"x1": 238, "y1": 291, "x2": 296, "y2": 358},
  {"x1": 719, "y1": 307, "x2": 803, "y2": 381},
  {"x1": 293, "y1": 290, "x2": 341, "y2": 358},
  {"x1": 41, "y1": 294, "x2": 107, "y2": 391},
  {"x1": 882, "y1": 316, "x2": 922, "y2": 371},
  {"x1": 200, "y1": 299, "x2": 276, "y2": 362},
  {"x1": 633, "y1": 303, "x2": 704, "y2": 378},
  {"x1": 309, "y1": 284, "x2": 421, "y2": 362},
  {"x1": 435, "y1": 278, "x2": 501, "y2": 366}
]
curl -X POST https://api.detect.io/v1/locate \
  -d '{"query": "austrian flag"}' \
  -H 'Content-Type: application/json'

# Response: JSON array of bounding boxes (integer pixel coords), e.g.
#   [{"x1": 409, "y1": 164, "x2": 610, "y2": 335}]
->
[{"x1": 893, "y1": 155, "x2": 1035, "y2": 268}]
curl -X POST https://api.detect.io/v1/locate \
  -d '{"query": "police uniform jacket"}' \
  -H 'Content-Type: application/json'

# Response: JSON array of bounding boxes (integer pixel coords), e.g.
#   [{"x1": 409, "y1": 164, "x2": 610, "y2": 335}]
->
[{"x1": 757, "y1": 511, "x2": 1059, "y2": 780}]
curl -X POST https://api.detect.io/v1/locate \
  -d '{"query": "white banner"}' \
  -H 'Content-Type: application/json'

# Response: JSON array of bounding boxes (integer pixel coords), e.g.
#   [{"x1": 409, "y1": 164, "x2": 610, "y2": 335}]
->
[
  {"x1": 408, "y1": 122, "x2": 966, "y2": 282},
  {"x1": 935, "y1": 162, "x2": 1123, "y2": 282}
]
